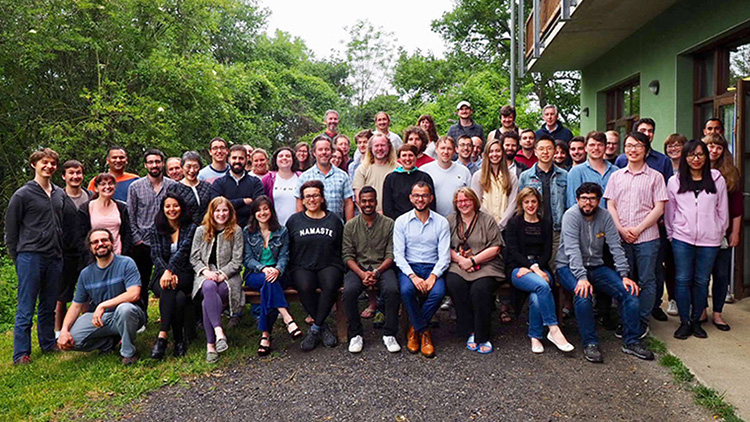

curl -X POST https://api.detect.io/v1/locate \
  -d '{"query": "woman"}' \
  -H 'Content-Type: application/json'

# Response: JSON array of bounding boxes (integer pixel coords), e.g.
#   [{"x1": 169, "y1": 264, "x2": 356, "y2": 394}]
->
[
  {"x1": 404, "y1": 126, "x2": 435, "y2": 168},
  {"x1": 470, "y1": 138, "x2": 519, "y2": 231},
  {"x1": 78, "y1": 173, "x2": 132, "y2": 258},
  {"x1": 168, "y1": 151, "x2": 213, "y2": 225},
  {"x1": 665, "y1": 140, "x2": 728, "y2": 340},
  {"x1": 261, "y1": 147, "x2": 300, "y2": 225},
  {"x1": 190, "y1": 197, "x2": 245, "y2": 363},
  {"x1": 445, "y1": 188, "x2": 504, "y2": 354},
  {"x1": 704, "y1": 134, "x2": 743, "y2": 331},
  {"x1": 417, "y1": 114, "x2": 439, "y2": 159},
  {"x1": 330, "y1": 149, "x2": 344, "y2": 170},
  {"x1": 286, "y1": 180, "x2": 345, "y2": 352},
  {"x1": 553, "y1": 140, "x2": 572, "y2": 170},
  {"x1": 382, "y1": 144, "x2": 436, "y2": 220},
  {"x1": 295, "y1": 142, "x2": 313, "y2": 171},
  {"x1": 250, "y1": 148, "x2": 270, "y2": 178},
  {"x1": 664, "y1": 133, "x2": 687, "y2": 175},
  {"x1": 505, "y1": 188, "x2": 573, "y2": 354},
  {"x1": 333, "y1": 134, "x2": 351, "y2": 172},
  {"x1": 244, "y1": 196, "x2": 303, "y2": 356},
  {"x1": 149, "y1": 193, "x2": 196, "y2": 359}
]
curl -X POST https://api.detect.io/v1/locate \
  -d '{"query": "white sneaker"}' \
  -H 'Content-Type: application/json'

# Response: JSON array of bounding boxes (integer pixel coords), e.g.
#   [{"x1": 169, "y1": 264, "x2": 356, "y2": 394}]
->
[
  {"x1": 348, "y1": 335, "x2": 363, "y2": 353},
  {"x1": 666, "y1": 300, "x2": 679, "y2": 316},
  {"x1": 136, "y1": 325, "x2": 146, "y2": 334},
  {"x1": 440, "y1": 297, "x2": 452, "y2": 311},
  {"x1": 382, "y1": 335, "x2": 401, "y2": 353}
]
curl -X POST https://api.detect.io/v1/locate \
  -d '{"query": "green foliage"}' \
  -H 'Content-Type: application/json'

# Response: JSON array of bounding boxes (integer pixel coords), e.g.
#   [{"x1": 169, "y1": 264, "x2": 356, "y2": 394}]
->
[
  {"x1": 344, "y1": 20, "x2": 398, "y2": 108},
  {"x1": 0, "y1": 257, "x2": 17, "y2": 333},
  {"x1": 659, "y1": 354, "x2": 695, "y2": 383},
  {"x1": 693, "y1": 386, "x2": 742, "y2": 422}
]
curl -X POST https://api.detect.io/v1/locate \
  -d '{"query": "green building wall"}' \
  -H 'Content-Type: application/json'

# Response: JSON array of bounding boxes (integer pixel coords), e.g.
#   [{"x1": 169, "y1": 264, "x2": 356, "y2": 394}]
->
[{"x1": 579, "y1": 0, "x2": 750, "y2": 149}]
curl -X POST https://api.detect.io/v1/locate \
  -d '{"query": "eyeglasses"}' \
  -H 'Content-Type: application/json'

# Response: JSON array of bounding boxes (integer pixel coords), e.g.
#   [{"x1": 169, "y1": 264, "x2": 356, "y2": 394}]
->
[
  {"x1": 410, "y1": 194, "x2": 431, "y2": 199},
  {"x1": 89, "y1": 239, "x2": 111, "y2": 245},
  {"x1": 145, "y1": 160, "x2": 163, "y2": 165},
  {"x1": 687, "y1": 152, "x2": 706, "y2": 160},
  {"x1": 455, "y1": 199, "x2": 473, "y2": 205},
  {"x1": 623, "y1": 144, "x2": 645, "y2": 151},
  {"x1": 666, "y1": 144, "x2": 683, "y2": 150},
  {"x1": 577, "y1": 196, "x2": 599, "y2": 203},
  {"x1": 303, "y1": 194, "x2": 322, "y2": 200}
]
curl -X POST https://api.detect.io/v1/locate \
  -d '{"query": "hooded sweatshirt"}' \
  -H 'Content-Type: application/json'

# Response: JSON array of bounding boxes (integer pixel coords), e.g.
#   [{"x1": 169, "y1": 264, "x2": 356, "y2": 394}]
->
[
  {"x1": 665, "y1": 169, "x2": 728, "y2": 247},
  {"x1": 5, "y1": 181, "x2": 67, "y2": 260}
]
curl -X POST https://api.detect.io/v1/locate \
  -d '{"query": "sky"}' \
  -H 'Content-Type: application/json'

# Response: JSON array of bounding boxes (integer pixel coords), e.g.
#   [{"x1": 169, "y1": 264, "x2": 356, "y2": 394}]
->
[{"x1": 260, "y1": 0, "x2": 454, "y2": 61}]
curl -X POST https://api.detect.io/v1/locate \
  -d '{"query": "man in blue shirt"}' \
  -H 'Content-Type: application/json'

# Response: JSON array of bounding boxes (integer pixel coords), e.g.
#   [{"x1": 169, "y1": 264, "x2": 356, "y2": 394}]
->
[
  {"x1": 57, "y1": 228, "x2": 146, "y2": 365},
  {"x1": 393, "y1": 181, "x2": 450, "y2": 358},
  {"x1": 566, "y1": 131, "x2": 618, "y2": 208}
]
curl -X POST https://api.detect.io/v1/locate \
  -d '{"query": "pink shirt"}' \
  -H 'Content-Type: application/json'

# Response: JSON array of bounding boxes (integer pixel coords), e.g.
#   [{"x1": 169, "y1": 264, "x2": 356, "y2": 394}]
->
[
  {"x1": 89, "y1": 202, "x2": 123, "y2": 254},
  {"x1": 603, "y1": 164, "x2": 668, "y2": 244}
]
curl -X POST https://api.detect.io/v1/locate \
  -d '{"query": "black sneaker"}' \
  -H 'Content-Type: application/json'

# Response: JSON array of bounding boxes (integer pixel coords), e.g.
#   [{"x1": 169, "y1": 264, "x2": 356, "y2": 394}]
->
[
  {"x1": 651, "y1": 308, "x2": 668, "y2": 321},
  {"x1": 300, "y1": 329, "x2": 320, "y2": 352},
  {"x1": 621, "y1": 342, "x2": 654, "y2": 360},
  {"x1": 692, "y1": 321, "x2": 708, "y2": 339},
  {"x1": 583, "y1": 344, "x2": 603, "y2": 363},
  {"x1": 614, "y1": 325, "x2": 623, "y2": 339},
  {"x1": 673, "y1": 322, "x2": 692, "y2": 339},
  {"x1": 320, "y1": 323, "x2": 338, "y2": 348}
]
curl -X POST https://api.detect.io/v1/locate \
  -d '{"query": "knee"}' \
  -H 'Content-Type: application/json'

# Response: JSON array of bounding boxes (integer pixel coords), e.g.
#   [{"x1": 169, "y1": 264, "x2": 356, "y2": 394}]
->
[
  {"x1": 202, "y1": 280, "x2": 217, "y2": 294},
  {"x1": 114, "y1": 302, "x2": 140, "y2": 318}
]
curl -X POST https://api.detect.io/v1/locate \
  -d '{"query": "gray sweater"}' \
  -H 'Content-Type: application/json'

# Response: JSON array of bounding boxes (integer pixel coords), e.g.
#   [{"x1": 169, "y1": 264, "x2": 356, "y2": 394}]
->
[{"x1": 555, "y1": 206, "x2": 629, "y2": 281}]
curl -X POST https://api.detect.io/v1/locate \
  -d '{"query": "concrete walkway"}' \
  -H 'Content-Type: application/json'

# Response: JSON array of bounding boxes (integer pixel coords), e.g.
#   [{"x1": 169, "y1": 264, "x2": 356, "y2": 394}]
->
[{"x1": 650, "y1": 297, "x2": 750, "y2": 420}]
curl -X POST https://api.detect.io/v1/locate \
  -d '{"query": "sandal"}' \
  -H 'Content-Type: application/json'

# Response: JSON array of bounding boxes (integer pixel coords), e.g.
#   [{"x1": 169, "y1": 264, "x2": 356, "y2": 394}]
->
[
  {"x1": 466, "y1": 334, "x2": 478, "y2": 351},
  {"x1": 286, "y1": 320, "x2": 304, "y2": 339},
  {"x1": 257, "y1": 336, "x2": 272, "y2": 357},
  {"x1": 477, "y1": 341, "x2": 494, "y2": 354},
  {"x1": 360, "y1": 306, "x2": 377, "y2": 319}
]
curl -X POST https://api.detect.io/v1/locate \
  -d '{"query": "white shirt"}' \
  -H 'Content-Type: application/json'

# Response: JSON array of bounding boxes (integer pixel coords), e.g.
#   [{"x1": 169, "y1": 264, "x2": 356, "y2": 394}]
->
[
  {"x1": 419, "y1": 161, "x2": 472, "y2": 216},
  {"x1": 273, "y1": 173, "x2": 299, "y2": 226}
]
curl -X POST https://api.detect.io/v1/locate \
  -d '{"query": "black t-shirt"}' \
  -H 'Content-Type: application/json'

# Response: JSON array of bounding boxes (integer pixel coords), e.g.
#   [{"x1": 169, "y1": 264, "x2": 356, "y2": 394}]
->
[
  {"x1": 522, "y1": 219, "x2": 546, "y2": 260},
  {"x1": 685, "y1": 178, "x2": 704, "y2": 198},
  {"x1": 286, "y1": 211, "x2": 344, "y2": 271}
]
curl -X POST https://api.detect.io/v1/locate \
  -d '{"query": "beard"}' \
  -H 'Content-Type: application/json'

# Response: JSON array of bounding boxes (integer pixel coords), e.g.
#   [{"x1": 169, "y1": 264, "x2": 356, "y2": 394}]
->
[
  {"x1": 579, "y1": 206, "x2": 598, "y2": 217},
  {"x1": 148, "y1": 167, "x2": 163, "y2": 178},
  {"x1": 94, "y1": 245, "x2": 114, "y2": 258}
]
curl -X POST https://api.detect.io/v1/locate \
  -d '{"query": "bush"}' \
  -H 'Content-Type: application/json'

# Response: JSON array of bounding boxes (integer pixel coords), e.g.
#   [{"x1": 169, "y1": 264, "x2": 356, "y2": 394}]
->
[{"x1": 0, "y1": 256, "x2": 17, "y2": 332}]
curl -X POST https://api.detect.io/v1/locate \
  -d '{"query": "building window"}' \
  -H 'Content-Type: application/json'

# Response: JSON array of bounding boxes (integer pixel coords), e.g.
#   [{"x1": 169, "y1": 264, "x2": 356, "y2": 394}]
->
[{"x1": 605, "y1": 77, "x2": 640, "y2": 138}]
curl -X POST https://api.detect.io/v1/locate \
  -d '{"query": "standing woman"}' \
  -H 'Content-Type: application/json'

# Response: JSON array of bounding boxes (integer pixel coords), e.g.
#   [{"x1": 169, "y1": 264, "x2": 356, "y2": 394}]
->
[
  {"x1": 261, "y1": 147, "x2": 300, "y2": 226},
  {"x1": 149, "y1": 193, "x2": 196, "y2": 359},
  {"x1": 417, "y1": 115, "x2": 439, "y2": 159},
  {"x1": 470, "y1": 138, "x2": 519, "y2": 231},
  {"x1": 79, "y1": 173, "x2": 133, "y2": 258},
  {"x1": 506, "y1": 188, "x2": 573, "y2": 354},
  {"x1": 286, "y1": 180, "x2": 345, "y2": 352},
  {"x1": 445, "y1": 188, "x2": 504, "y2": 354},
  {"x1": 244, "y1": 196, "x2": 303, "y2": 356},
  {"x1": 168, "y1": 151, "x2": 213, "y2": 225},
  {"x1": 190, "y1": 197, "x2": 245, "y2": 362},
  {"x1": 666, "y1": 140, "x2": 728, "y2": 340},
  {"x1": 664, "y1": 134, "x2": 687, "y2": 176},
  {"x1": 704, "y1": 134, "x2": 743, "y2": 330},
  {"x1": 295, "y1": 142, "x2": 313, "y2": 171}
]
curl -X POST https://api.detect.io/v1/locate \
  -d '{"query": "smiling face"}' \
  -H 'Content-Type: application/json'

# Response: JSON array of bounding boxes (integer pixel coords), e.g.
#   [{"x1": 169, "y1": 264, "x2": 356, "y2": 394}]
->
[
  {"x1": 707, "y1": 142, "x2": 724, "y2": 163},
  {"x1": 623, "y1": 137, "x2": 647, "y2": 164},
  {"x1": 577, "y1": 193, "x2": 600, "y2": 216},
  {"x1": 686, "y1": 147, "x2": 707, "y2": 172},
  {"x1": 95, "y1": 178, "x2": 116, "y2": 200},
  {"x1": 213, "y1": 203, "x2": 231, "y2": 227},
  {"x1": 358, "y1": 191, "x2": 377, "y2": 216},
  {"x1": 144, "y1": 154, "x2": 164, "y2": 178},
  {"x1": 502, "y1": 137, "x2": 518, "y2": 160},
  {"x1": 330, "y1": 150, "x2": 343, "y2": 168},
  {"x1": 666, "y1": 142, "x2": 683, "y2": 160},
  {"x1": 313, "y1": 139, "x2": 332, "y2": 166},
  {"x1": 488, "y1": 142, "x2": 503, "y2": 165},
  {"x1": 209, "y1": 140, "x2": 228, "y2": 164},
  {"x1": 457, "y1": 105, "x2": 473, "y2": 120},
  {"x1": 252, "y1": 152, "x2": 268, "y2": 176},
  {"x1": 164, "y1": 197, "x2": 182, "y2": 224},
  {"x1": 419, "y1": 119, "x2": 432, "y2": 133},
  {"x1": 553, "y1": 146, "x2": 567, "y2": 164},
  {"x1": 605, "y1": 133, "x2": 619, "y2": 157},
  {"x1": 457, "y1": 137, "x2": 473, "y2": 160},
  {"x1": 255, "y1": 203, "x2": 272, "y2": 225},
  {"x1": 535, "y1": 140, "x2": 555, "y2": 164},
  {"x1": 455, "y1": 192, "x2": 474, "y2": 216},
  {"x1": 522, "y1": 195, "x2": 539, "y2": 217},
  {"x1": 89, "y1": 230, "x2": 114, "y2": 258},
  {"x1": 335, "y1": 137, "x2": 349, "y2": 156},
  {"x1": 585, "y1": 138, "x2": 605, "y2": 161},
  {"x1": 568, "y1": 141, "x2": 586, "y2": 164},
  {"x1": 302, "y1": 186, "x2": 323, "y2": 213},
  {"x1": 63, "y1": 166, "x2": 84, "y2": 189},
  {"x1": 399, "y1": 149, "x2": 417, "y2": 170},
  {"x1": 107, "y1": 149, "x2": 128, "y2": 173},
  {"x1": 375, "y1": 113, "x2": 390, "y2": 132},
  {"x1": 276, "y1": 149, "x2": 293, "y2": 171},
  {"x1": 407, "y1": 132, "x2": 424, "y2": 152},
  {"x1": 471, "y1": 138, "x2": 483, "y2": 161},
  {"x1": 228, "y1": 150, "x2": 247, "y2": 175},
  {"x1": 325, "y1": 112, "x2": 339, "y2": 132},
  {"x1": 182, "y1": 159, "x2": 200, "y2": 182},
  {"x1": 501, "y1": 113, "x2": 515, "y2": 129},
  {"x1": 409, "y1": 185, "x2": 433, "y2": 212},
  {"x1": 295, "y1": 145, "x2": 309, "y2": 162},
  {"x1": 371, "y1": 136, "x2": 390, "y2": 161},
  {"x1": 704, "y1": 120, "x2": 723, "y2": 136},
  {"x1": 166, "y1": 158, "x2": 183, "y2": 181}
]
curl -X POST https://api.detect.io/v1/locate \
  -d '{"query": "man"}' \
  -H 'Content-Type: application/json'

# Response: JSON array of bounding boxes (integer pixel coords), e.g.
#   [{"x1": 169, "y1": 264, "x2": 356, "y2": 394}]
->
[
  {"x1": 535, "y1": 104, "x2": 573, "y2": 143},
  {"x1": 604, "y1": 132, "x2": 668, "y2": 336},
  {"x1": 6, "y1": 148, "x2": 67, "y2": 364},
  {"x1": 555, "y1": 182, "x2": 654, "y2": 363},
  {"x1": 249, "y1": 148, "x2": 270, "y2": 179},
  {"x1": 353, "y1": 133, "x2": 397, "y2": 212},
  {"x1": 322, "y1": 109, "x2": 340, "y2": 140},
  {"x1": 393, "y1": 181, "x2": 450, "y2": 358},
  {"x1": 420, "y1": 136, "x2": 472, "y2": 216},
  {"x1": 614, "y1": 118, "x2": 672, "y2": 182},
  {"x1": 500, "y1": 132, "x2": 528, "y2": 178},
  {"x1": 57, "y1": 228, "x2": 146, "y2": 365},
  {"x1": 127, "y1": 149, "x2": 177, "y2": 313},
  {"x1": 455, "y1": 135, "x2": 480, "y2": 175},
  {"x1": 516, "y1": 129, "x2": 538, "y2": 168},
  {"x1": 518, "y1": 135, "x2": 568, "y2": 266},
  {"x1": 342, "y1": 187, "x2": 400, "y2": 353},
  {"x1": 488, "y1": 105, "x2": 519, "y2": 141},
  {"x1": 373, "y1": 111, "x2": 404, "y2": 151},
  {"x1": 63, "y1": 160, "x2": 92, "y2": 208},
  {"x1": 212, "y1": 145, "x2": 265, "y2": 226},
  {"x1": 447, "y1": 101, "x2": 484, "y2": 141},
  {"x1": 471, "y1": 136, "x2": 484, "y2": 164},
  {"x1": 566, "y1": 131, "x2": 618, "y2": 207},
  {"x1": 198, "y1": 137, "x2": 229, "y2": 183},
  {"x1": 86, "y1": 146, "x2": 139, "y2": 201},
  {"x1": 703, "y1": 118, "x2": 724, "y2": 136},
  {"x1": 605, "y1": 131, "x2": 620, "y2": 164},
  {"x1": 568, "y1": 137, "x2": 587, "y2": 166},
  {"x1": 166, "y1": 157, "x2": 184, "y2": 181},
  {"x1": 296, "y1": 135, "x2": 355, "y2": 221}
]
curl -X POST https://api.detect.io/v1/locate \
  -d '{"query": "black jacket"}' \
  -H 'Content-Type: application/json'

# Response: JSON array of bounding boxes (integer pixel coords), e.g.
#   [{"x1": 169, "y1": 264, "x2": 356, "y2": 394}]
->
[
  {"x1": 78, "y1": 199, "x2": 133, "y2": 259},
  {"x1": 382, "y1": 170, "x2": 435, "y2": 220},
  {"x1": 211, "y1": 171, "x2": 264, "y2": 227},
  {"x1": 5, "y1": 181, "x2": 67, "y2": 260},
  {"x1": 503, "y1": 213, "x2": 553, "y2": 272},
  {"x1": 148, "y1": 223, "x2": 197, "y2": 291}
]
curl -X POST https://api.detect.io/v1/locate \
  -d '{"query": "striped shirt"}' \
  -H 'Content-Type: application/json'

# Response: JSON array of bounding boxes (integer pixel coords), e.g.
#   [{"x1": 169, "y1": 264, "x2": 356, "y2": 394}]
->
[
  {"x1": 127, "y1": 177, "x2": 177, "y2": 245},
  {"x1": 73, "y1": 255, "x2": 141, "y2": 310},
  {"x1": 296, "y1": 164, "x2": 354, "y2": 220},
  {"x1": 603, "y1": 164, "x2": 668, "y2": 244}
]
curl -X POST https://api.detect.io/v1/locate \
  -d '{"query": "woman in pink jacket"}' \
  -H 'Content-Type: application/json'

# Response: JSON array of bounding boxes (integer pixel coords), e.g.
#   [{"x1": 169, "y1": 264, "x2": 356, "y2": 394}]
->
[{"x1": 665, "y1": 140, "x2": 728, "y2": 340}]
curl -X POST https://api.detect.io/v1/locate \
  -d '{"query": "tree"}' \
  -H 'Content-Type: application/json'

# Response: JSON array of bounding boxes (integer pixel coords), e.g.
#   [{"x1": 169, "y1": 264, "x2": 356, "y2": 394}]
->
[{"x1": 343, "y1": 19, "x2": 398, "y2": 108}]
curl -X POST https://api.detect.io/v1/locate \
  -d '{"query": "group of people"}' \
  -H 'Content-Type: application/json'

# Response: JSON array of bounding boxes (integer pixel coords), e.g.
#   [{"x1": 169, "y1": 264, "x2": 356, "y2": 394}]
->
[{"x1": 6, "y1": 102, "x2": 742, "y2": 367}]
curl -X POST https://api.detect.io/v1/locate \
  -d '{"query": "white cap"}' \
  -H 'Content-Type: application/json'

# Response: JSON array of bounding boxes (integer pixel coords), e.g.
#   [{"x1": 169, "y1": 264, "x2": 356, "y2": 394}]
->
[{"x1": 456, "y1": 100, "x2": 471, "y2": 110}]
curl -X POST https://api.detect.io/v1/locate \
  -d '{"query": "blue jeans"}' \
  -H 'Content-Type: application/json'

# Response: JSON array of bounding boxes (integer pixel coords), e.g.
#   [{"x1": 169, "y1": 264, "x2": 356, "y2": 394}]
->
[
  {"x1": 69, "y1": 303, "x2": 147, "y2": 358},
  {"x1": 245, "y1": 272, "x2": 289, "y2": 332},
  {"x1": 511, "y1": 268, "x2": 557, "y2": 339},
  {"x1": 672, "y1": 239, "x2": 719, "y2": 322},
  {"x1": 711, "y1": 248, "x2": 732, "y2": 313},
  {"x1": 398, "y1": 263, "x2": 446, "y2": 333},
  {"x1": 556, "y1": 265, "x2": 640, "y2": 345},
  {"x1": 622, "y1": 239, "x2": 659, "y2": 327},
  {"x1": 13, "y1": 253, "x2": 62, "y2": 362}
]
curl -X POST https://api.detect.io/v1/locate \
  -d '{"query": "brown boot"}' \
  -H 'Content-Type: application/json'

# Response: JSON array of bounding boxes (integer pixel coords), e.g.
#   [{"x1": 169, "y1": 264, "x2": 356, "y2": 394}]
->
[
  {"x1": 407, "y1": 326, "x2": 420, "y2": 354},
  {"x1": 420, "y1": 330, "x2": 435, "y2": 358}
]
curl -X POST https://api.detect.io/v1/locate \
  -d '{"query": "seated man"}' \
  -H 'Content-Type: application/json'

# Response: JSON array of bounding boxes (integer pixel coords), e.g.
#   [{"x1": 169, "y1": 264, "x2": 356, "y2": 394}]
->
[
  {"x1": 342, "y1": 186, "x2": 400, "y2": 354},
  {"x1": 57, "y1": 228, "x2": 147, "y2": 365},
  {"x1": 393, "y1": 181, "x2": 450, "y2": 358},
  {"x1": 555, "y1": 183, "x2": 654, "y2": 363}
]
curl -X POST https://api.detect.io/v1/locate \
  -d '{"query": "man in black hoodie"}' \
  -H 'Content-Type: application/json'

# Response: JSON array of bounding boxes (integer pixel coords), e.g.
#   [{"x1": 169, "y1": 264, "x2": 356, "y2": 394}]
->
[{"x1": 5, "y1": 148, "x2": 67, "y2": 364}]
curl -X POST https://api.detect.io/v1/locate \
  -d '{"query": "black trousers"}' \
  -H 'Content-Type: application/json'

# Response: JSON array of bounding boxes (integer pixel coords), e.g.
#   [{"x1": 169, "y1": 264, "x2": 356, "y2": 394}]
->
[
  {"x1": 292, "y1": 266, "x2": 343, "y2": 326},
  {"x1": 445, "y1": 273, "x2": 497, "y2": 343},
  {"x1": 152, "y1": 270, "x2": 194, "y2": 342},
  {"x1": 342, "y1": 268, "x2": 400, "y2": 339},
  {"x1": 130, "y1": 243, "x2": 153, "y2": 312}
]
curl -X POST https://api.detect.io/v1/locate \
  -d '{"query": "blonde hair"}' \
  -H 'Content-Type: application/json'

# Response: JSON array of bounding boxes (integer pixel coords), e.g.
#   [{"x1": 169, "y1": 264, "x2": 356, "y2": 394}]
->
[
  {"x1": 362, "y1": 133, "x2": 396, "y2": 168},
  {"x1": 452, "y1": 187, "x2": 481, "y2": 214},
  {"x1": 478, "y1": 138, "x2": 512, "y2": 195},
  {"x1": 703, "y1": 134, "x2": 740, "y2": 192},
  {"x1": 202, "y1": 197, "x2": 238, "y2": 242},
  {"x1": 516, "y1": 187, "x2": 543, "y2": 217}
]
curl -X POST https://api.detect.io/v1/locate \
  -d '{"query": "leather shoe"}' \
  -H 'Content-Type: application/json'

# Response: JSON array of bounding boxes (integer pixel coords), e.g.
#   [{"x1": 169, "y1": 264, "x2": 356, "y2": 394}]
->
[
  {"x1": 713, "y1": 320, "x2": 731, "y2": 331},
  {"x1": 420, "y1": 330, "x2": 435, "y2": 358},
  {"x1": 173, "y1": 342, "x2": 187, "y2": 358},
  {"x1": 407, "y1": 326, "x2": 420, "y2": 354},
  {"x1": 150, "y1": 337, "x2": 167, "y2": 360}
]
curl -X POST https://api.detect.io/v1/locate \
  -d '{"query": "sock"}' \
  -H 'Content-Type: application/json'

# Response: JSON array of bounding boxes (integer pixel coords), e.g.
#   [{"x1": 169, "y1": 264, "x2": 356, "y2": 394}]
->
[{"x1": 310, "y1": 323, "x2": 321, "y2": 334}]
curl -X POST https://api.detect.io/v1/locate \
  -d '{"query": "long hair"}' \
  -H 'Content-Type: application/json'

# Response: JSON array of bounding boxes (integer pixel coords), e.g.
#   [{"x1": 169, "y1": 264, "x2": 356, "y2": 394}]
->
[
  {"x1": 246, "y1": 195, "x2": 281, "y2": 233},
  {"x1": 270, "y1": 146, "x2": 300, "y2": 172},
  {"x1": 554, "y1": 139, "x2": 572, "y2": 170},
  {"x1": 478, "y1": 138, "x2": 512, "y2": 194},
  {"x1": 362, "y1": 133, "x2": 396, "y2": 168},
  {"x1": 403, "y1": 126, "x2": 429, "y2": 154},
  {"x1": 417, "y1": 115, "x2": 439, "y2": 143},
  {"x1": 703, "y1": 134, "x2": 740, "y2": 192},
  {"x1": 155, "y1": 192, "x2": 192, "y2": 235},
  {"x1": 677, "y1": 140, "x2": 716, "y2": 194},
  {"x1": 202, "y1": 197, "x2": 238, "y2": 242},
  {"x1": 294, "y1": 142, "x2": 312, "y2": 170},
  {"x1": 516, "y1": 187, "x2": 543, "y2": 218}
]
